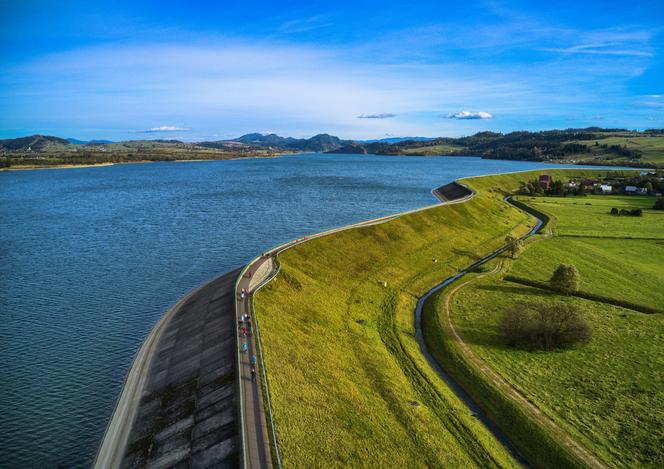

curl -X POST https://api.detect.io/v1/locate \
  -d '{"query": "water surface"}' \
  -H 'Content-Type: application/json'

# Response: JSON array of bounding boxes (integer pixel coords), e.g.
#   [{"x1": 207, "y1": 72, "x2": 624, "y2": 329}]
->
[{"x1": 0, "y1": 154, "x2": 608, "y2": 467}]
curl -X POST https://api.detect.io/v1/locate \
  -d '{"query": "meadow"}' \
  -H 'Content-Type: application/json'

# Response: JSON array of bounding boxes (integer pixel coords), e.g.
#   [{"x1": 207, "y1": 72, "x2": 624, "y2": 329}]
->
[
  {"x1": 574, "y1": 135, "x2": 664, "y2": 164},
  {"x1": 253, "y1": 169, "x2": 632, "y2": 467},
  {"x1": 400, "y1": 143, "x2": 465, "y2": 155},
  {"x1": 521, "y1": 194, "x2": 664, "y2": 238},
  {"x1": 424, "y1": 190, "x2": 664, "y2": 467}
]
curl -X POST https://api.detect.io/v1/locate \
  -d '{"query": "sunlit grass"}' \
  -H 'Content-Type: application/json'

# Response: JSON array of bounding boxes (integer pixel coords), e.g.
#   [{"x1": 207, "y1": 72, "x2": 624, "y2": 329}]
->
[{"x1": 254, "y1": 169, "x2": 629, "y2": 467}]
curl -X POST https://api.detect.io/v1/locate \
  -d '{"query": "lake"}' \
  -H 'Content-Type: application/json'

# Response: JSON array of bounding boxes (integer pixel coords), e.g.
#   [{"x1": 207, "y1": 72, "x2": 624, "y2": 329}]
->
[{"x1": 0, "y1": 154, "x2": 612, "y2": 467}]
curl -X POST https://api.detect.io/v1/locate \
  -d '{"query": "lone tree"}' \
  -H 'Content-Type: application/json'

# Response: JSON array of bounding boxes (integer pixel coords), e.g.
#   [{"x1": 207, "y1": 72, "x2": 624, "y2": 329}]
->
[
  {"x1": 505, "y1": 235, "x2": 524, "y2": 259},
  {"x1": 654, "y1": 198, "x2": 664, "y2": 210},
  {"x1": 501, "y1": 302, "x2": 591, "y2": 351},
  {"x1": 550, "y1": 264, "x2": 580, "y2": 294}
]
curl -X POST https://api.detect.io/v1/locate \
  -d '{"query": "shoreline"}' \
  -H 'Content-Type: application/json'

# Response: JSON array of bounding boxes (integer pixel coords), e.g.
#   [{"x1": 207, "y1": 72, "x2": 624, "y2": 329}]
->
[{"x1": 1, "y1": 152, "x2": 652, "y2": 173}]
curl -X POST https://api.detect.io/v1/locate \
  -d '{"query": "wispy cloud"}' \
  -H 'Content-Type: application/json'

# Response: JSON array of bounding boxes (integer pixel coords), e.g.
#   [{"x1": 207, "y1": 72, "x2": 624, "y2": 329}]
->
[
  {"x1": 642, "y1": 101, "x2": 664, "y2": 108},
  {"x1": 357, "y1": 113, "x2": 397, "y2": 119},
  {"x1": 137, "y1": 126, "x2": 190, "y2": 133},
  {"x1": 278, "y1": 15, "x2": 332, "y2": 34},
  {"x1": 542, "y1": 43, "x2": 652, "y2": 57},
  {"x1": 444, "y1": 111, "x2": 493, "y2": 120}
]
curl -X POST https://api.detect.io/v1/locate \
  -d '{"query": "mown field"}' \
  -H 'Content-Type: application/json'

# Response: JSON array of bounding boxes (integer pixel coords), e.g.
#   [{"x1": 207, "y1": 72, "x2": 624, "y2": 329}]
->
[
  {"x1": 424, "y1": 192, "x2": 664, "y2": 467},
  {"x1": 253, "y1": 169, "x2": 631, "y2": 467},
  {"x1": 509, "y1": 237, "x2": 664, "y2": 307},
  {"x1": 521, "y1": 194, "x2": 664, "y2": 238}
]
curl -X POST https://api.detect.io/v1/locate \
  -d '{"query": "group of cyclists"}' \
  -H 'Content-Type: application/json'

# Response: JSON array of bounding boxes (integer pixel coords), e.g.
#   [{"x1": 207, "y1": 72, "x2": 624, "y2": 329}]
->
[{"x1": 239, "y1": 288, "x2": 257, "y2": 382}]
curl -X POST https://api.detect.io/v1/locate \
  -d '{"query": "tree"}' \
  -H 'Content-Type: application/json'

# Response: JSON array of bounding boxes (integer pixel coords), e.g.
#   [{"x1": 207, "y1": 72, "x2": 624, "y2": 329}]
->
[
  {"x1": 505, "y1": 235, "x2": 524, "y2": 259},
  {"x1": 610, "y1": 207, "x2": 619, "y2": 216},
  {"x1": 501, "y1": 302, "x2": 591, "y2": 351},
  {"x1": 550, "y1": 264, "x2": 580, "y2": 294},
  {"x1": 645, "y1": 182, "x2": 654, "y2": 195},
  {"x1": 577, "y1": 183, "x2": 586, "y2": 195},
  {"x1": 654, "y1": 198, "x2": 664, "y2": 210}
]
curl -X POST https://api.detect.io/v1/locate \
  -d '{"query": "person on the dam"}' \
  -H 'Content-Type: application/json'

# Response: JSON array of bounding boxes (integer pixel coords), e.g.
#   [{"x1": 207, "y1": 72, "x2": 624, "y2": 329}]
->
[
  {"x1": 251, "y1": 355, "x2": 257, "y2": 366},
  {"x1": 242, "y1": 342, "x2": 248, "y2": 353},
  {"x1": 250, "y1": 365, "x2": 256, "y2": 382}
]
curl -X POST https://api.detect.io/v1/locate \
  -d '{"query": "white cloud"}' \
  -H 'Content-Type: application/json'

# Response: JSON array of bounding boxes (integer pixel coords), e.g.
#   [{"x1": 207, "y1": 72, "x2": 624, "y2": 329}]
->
[
  {"x1": 357, "y1": 113, "x2": 397, "y2": 119},
  {"x1": 138, "y1": 126, "x2": 190, "y2": 133},
  {"x1": 445, "y1": 111, "x2": 493, "y2": 120}
]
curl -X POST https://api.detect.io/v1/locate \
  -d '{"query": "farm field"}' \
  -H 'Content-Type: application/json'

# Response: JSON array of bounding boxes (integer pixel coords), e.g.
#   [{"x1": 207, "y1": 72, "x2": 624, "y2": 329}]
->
[
  {"x1": 424, "y1": 190, "x2": 664, "y2": 467},
  {"x1": 520, "y1": 194, "x2": 664, "y2": 238},
  {"x1": 436, "y1": 275, "x2": 664, "y2": 468},
  {"x1": 253, "y1": 169, "x2": 631, "y2": 467},
  {"x1": 400, "y1": 143, "x2": 465, "y2": 155},
  {"x1": 509, "y1": 237, "x2": 664, "y2": 308},
  {"x1": 574, "y1": 135, "x2": 664, "y2": 164}
]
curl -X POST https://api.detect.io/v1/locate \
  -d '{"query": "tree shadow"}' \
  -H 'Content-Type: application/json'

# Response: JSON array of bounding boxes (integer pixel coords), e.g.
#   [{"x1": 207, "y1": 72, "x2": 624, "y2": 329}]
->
[
  {"x1": 474, "y1": 283, "x2": 551, "y2": 296},
  {"x1": 451, "y1": 247, "x2": 490, "y2": 262}
]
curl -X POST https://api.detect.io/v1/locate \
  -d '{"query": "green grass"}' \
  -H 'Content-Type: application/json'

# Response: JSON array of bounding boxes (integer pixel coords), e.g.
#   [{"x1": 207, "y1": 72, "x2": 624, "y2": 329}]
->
[
  {"x1": 574, "y1": 136, "x2": 664, "y2": 164},
  {"x1": 423, "y1": 185, "x2": 664, "y2": 467},
  {"x1": 520, "y1": 194, "x2": 664, "y2": 238},
  {"x1": 510, "y1": 237, "x2": 664, "y2": 308},
  {"x1": 400, "y1": 143, "x2": 465, "y2": 155},
  {"x1": 254, "y1": 169, "x2": 636, "y2": 467},
  {"x1": 443, "y1": 277, "x2": 664, "y2": 468}
]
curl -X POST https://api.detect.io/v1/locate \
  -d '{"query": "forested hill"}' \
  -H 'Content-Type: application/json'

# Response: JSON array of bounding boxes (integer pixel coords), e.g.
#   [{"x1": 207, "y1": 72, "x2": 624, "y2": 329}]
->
[{"x1": 328, "y1": 128, "x2": 664, "y2": 166}]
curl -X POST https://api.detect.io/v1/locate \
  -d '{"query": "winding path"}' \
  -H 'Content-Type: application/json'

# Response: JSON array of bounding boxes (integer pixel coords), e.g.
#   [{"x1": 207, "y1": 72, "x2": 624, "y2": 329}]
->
[{"x1": 414, "y1": 196, "x2": 607, "y2": 469}]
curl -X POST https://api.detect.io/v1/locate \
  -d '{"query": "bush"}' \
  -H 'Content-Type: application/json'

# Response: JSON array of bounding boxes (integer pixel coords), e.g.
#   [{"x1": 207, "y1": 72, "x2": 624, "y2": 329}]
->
[
  {"x1": 619, "y1": 208, "x2": 630, "y2": 216},
  {"x1": 501, "y1": 301, "x2": 591, "y2": 350},
  {"x1": 610, "y1": 207, "x2": 619, "y2": 215},
  {"x1": 654, "y1": 198, "x2": 664, "y2": 210},
  {"x1": 550, "y1": 264, "x2": 580, "y2": 294},
  {"x1": 630, "y1": 208, "x2": 643, "y2": 217}
]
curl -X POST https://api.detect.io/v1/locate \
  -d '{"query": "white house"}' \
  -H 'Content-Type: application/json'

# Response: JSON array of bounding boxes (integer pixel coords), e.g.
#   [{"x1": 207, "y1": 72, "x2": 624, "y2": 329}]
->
[
  {"x1": 599, "y1": 184, "x2": 612, "y2": 193},
  {"x1": 625, "y1": 186, "x2": 638, "y2": 193}
]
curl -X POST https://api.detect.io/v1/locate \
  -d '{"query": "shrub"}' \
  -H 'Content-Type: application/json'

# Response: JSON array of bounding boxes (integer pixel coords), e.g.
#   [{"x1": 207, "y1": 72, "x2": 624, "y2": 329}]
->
[
  {"x1": 610, "y1": 207, "x2": 619, "y2": 215},
  {"x1": 501, "y1": 302, "x2": 591, "y2": 351},
  {"x1": 550, "y1": 264, "x2": 580, "y2": 294},
  {"x1": 619, "y1": 208, "x2": 630, "y2": 216},
  {"x1": 630, "y1": 208, "x2": 643, "y2": 217}
]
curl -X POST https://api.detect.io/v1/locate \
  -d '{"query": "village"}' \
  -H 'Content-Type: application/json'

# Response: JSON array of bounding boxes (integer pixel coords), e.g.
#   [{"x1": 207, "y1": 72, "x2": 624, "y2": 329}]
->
[{"x1": 519, "y1": 171, "x2": 664, "y2": 197}]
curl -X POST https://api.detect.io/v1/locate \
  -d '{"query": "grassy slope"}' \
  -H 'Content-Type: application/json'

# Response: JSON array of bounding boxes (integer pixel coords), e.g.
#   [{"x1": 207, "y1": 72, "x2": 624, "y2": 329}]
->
[
  {"x1": 426, "y1": 192, "x2": 664, "y2": 467},
  {"x1": 254, "y1": 169, "x2": 624, "y2": 467},
  {"x1": 400, "y1": 143, "x2": 465, "y2": 155},
  {"x1": 574, "y1": 136, "x2": 664, "y2": 164}
]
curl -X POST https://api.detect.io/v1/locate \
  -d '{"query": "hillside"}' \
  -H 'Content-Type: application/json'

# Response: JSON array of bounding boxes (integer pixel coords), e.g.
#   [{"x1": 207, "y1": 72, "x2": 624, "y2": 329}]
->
[
  {"x1": 328, "y1": 129, "x2": 664, "y2": 167},
  {"x1": 3, "y1": 128, "x2": 663, "y2": 169}
]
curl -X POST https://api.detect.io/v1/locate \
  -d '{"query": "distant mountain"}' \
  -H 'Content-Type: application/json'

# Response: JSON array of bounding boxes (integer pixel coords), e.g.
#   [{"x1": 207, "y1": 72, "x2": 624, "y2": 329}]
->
[
  {"x1": 357, "y1": 137, "x2": 434, "y2": 144},
  {"x1": 205, "y1": 133, "x2": 352, "y2": 152},
  {"x1": 0, "y1": 135, "x2": 70, "y2": 152},
  {"x1": 67, "y1": 138, "x2": 114, "y2": 145}
]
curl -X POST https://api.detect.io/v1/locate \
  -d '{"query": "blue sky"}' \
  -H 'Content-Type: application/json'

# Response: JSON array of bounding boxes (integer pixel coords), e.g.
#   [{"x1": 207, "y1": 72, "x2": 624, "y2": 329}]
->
[{"x1": 1, "y1": 0, "x2": 663, "y2": 140}]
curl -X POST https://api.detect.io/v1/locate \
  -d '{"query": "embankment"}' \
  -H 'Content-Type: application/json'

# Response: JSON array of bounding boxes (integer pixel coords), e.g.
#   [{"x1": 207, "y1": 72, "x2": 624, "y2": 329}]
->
[{"x1": 95, "y1": 270, "x2": 240, "y2": 469}]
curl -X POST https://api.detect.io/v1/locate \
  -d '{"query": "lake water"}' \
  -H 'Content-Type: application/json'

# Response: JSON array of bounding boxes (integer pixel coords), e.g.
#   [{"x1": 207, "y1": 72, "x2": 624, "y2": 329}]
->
[{"x1": 0, "y1": 154, "x2": 610, "y2": 467}]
